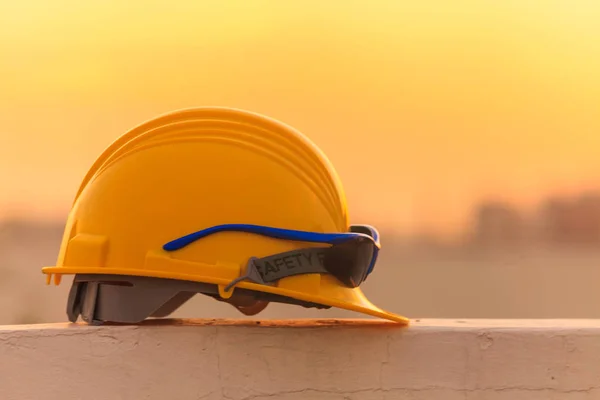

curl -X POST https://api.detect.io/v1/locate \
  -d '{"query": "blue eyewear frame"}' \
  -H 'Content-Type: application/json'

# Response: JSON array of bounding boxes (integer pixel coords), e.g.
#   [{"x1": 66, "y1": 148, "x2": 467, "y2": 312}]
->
[{"x1": 163, "y1": 223, "x2": 381, "y2": 276}]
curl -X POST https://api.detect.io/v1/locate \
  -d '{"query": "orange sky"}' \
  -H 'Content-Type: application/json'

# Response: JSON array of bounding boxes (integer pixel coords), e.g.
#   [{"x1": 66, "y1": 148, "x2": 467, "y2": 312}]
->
[{"x1": 1, "y1": 0, "x2": 600, "y2": 236}]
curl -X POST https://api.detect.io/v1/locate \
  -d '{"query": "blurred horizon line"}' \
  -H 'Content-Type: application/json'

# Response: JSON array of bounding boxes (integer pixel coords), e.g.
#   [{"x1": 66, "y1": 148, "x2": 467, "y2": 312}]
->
[{"x1": 4, "y1": 185, "x2": 600, "y2": 243}]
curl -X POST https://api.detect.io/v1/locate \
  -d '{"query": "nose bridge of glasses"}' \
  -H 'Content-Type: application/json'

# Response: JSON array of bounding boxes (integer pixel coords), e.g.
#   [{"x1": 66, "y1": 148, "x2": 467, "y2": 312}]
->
[{"x1": 349, "y1": 224, "x2": 378, "y2": 238}]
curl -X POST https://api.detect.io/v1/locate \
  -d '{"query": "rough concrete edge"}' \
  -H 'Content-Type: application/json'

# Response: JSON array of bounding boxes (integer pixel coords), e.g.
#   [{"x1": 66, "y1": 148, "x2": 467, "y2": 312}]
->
[{"x1": 2, "y1": 318, "x2": 600, "y2": 333}]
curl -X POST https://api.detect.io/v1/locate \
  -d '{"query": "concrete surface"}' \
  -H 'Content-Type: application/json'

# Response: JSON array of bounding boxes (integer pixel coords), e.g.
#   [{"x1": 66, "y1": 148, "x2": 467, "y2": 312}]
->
[{"x1": 1, "y1": 319, "x2": 599, "y2": 400}]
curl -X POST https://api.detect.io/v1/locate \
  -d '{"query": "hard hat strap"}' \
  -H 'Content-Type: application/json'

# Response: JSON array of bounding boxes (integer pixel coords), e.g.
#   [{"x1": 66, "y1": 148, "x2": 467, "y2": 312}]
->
[{"x1": 65, "y1": 273, "x2": 331, "y2": 324}]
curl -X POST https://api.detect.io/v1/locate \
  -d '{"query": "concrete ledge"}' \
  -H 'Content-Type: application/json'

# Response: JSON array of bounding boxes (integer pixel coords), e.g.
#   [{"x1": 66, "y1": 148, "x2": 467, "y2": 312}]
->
[{"x1": 1, "y1": 319, "x2": 599, "y2": 400}]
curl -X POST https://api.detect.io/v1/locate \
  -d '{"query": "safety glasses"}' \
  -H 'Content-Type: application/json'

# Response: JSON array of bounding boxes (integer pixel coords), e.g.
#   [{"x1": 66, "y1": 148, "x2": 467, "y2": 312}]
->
[{"x1": 163, "y1": 223, "x2": 381, "y2": 288}]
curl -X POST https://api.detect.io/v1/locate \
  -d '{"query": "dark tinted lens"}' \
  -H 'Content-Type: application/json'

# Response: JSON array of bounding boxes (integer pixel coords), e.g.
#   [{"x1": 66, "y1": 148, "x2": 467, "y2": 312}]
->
[{"x1": 323, "y1": 237, "x2": 374, "y2": 287}]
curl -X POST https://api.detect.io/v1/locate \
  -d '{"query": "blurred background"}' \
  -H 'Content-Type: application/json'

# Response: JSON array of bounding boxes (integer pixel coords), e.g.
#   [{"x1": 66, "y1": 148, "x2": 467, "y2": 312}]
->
[{"x1": 1, "y1": 0, "x2": 600, "y2": 324}]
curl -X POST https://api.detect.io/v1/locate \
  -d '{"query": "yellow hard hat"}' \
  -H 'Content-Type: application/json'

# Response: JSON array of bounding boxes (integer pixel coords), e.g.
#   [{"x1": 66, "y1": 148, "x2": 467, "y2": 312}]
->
[{"x1": 42, "y1": 107, "x2": 408, "y2": 325}]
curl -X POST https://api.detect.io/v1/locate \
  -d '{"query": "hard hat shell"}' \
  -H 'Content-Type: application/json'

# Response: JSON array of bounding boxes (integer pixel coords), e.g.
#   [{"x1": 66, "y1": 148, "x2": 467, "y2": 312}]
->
[{"x1": 42, "y1": 107, "x2": 408, "y2": 324}]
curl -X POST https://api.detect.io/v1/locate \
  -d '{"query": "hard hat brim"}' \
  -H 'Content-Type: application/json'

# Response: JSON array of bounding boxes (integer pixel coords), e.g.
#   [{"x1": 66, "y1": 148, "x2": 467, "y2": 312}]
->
[{"x1": 42, "y1": 267, "x2": 409, "y2": 325}]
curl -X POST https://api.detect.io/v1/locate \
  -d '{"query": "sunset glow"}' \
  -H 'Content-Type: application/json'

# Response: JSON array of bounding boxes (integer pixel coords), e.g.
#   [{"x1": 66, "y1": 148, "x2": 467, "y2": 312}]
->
[{"x1": 1, "y1": 0, "x2": 600, "y2": 236}]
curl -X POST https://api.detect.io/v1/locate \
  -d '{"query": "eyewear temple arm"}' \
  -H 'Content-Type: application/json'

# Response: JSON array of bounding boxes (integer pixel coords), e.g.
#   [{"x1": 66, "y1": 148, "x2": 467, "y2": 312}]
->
[{"x1": 163, "y1": 224, "x2": 366, "y2": 251}]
